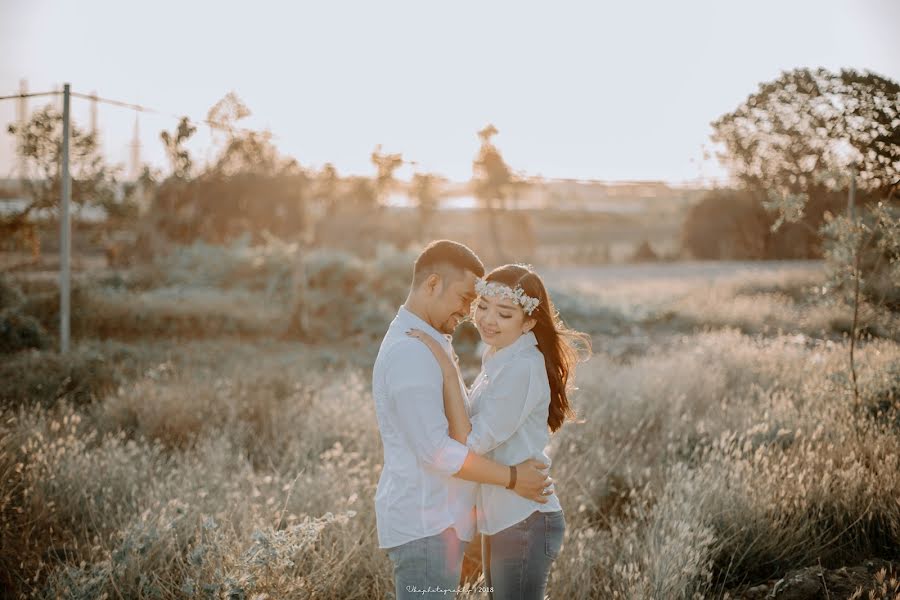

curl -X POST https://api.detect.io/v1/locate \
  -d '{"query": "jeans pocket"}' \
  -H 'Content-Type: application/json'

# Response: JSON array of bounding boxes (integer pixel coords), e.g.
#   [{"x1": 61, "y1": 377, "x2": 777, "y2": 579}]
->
[{"x1": 543, "y1": 511, "x2": 566, "y2": 560}]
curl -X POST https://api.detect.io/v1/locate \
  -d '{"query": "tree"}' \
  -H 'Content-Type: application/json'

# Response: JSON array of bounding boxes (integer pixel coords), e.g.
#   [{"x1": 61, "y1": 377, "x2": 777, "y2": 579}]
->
[
  {"x1": 714, "y1": 68, "x2": 900, "y2": 402},
  {"x1": 410, "y1": 172, "x2": 444, "y2": 239},
  {"x1": 160, "y1": 117, "x2": 197, "y2": 181},
  {"x1": 152, "y1": 94, "x2": 308, "y2": 244},
  {"x1": 316, "y1": 163, "x2": 339, "y2": 213},
  {"x1": 712, "y1": 68, "x2": 898, "y2": 196},
  {"x1": 153, "y1": 117, "x2": 198, "y2": 242},
  {"x1": 5, "y1": 105, "x2": 123, "y2": 258},
  {"x1": 370, "y1": 145, "x2": 403, "y2": 209},
  {"x1": 206, "y1": 93, "x2": 296, "y2": 178},
  {"x1": 472, "y1": 124, "x2": 513, "y2": 261}
]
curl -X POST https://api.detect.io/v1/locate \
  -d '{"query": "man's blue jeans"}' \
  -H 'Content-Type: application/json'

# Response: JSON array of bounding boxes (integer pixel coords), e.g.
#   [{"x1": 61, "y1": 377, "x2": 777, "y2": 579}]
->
[
  {"x1": 386, "y1": 526, "x2": 468, "y2": 599},
  {"x1": 482, "y1": 510, "x2": 566, "y2": 600}
]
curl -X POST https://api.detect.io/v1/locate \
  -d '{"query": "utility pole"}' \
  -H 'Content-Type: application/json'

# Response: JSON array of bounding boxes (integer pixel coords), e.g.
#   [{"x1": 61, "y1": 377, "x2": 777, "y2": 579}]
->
[
  {"x1": 60, "y1": 84, "x2": 71, "y2": 353},
  {"x1": 15, "y1": 79, "x2": 28, "y2": 182},
  {"x1": 129, "y1": 113, "x2": 141, "y2": 180},
  {"x1": 90, "y1": 89, "x2": 99, "y2": 140}
]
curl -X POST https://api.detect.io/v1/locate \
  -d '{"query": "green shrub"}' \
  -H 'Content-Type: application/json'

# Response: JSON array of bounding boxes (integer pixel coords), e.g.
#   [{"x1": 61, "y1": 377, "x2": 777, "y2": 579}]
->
[
  {"x1": 287, "y1": 245, "x2": 416, "y2": 342},
  {"x1": 23, "y1": 284, "x2": 283, "y2": 341},
  {"x1": 0, "y1": 341, "x2": 148, "y2": 409},
  {"x1": 681, "y1": 188, "x2": 849, "y2": 260},
  {"x1": 0, "y1": 308, "x2": 49, "y2": 354},
  {"x1": 0, "y1": 275, "x2": 25, "y2": 310}
]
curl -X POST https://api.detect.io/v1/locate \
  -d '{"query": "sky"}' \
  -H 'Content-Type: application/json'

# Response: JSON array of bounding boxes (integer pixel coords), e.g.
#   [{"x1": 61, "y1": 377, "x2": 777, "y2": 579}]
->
[{"x1": 1, "y1": 0, "x2": 898, "y2": 184}]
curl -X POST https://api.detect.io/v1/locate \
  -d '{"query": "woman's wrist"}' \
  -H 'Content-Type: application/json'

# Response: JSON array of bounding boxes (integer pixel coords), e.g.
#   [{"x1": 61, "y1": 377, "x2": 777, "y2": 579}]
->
[{"x1": 506, "y1": 465, "x2": 517, "y2": 490}]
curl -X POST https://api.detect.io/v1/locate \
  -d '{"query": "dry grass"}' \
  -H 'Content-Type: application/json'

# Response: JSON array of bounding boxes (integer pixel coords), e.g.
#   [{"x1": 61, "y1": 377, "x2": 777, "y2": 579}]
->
[
  {"x1": 1, "y1": 258, "x2": 898, "y2": 598},
  {"x1": 552, "y1": 266, "x2": 899, "y2": 341}
]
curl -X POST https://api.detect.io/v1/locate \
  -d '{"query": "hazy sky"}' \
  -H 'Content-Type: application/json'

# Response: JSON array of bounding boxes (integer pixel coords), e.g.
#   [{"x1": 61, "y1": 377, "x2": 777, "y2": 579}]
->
[{"x1": 1, "y1": 0, "x2": 898, "y2": 183}]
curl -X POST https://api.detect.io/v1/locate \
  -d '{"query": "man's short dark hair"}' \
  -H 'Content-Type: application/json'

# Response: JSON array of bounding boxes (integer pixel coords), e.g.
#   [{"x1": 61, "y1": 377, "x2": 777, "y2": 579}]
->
[{"x1": 412, "y1": 240, "x2": 484, "y2": 288}]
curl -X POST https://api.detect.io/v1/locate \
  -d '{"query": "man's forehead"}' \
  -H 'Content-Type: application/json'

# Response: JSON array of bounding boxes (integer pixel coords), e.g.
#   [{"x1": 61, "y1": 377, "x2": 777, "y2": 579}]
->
[{"x1": 455, "y1": 270, "x2": 480, "y2": 292}]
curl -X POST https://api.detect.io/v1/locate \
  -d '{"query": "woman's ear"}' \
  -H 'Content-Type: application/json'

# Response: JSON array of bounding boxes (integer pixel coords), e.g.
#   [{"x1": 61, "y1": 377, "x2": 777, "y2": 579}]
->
[{"x1": 523, "y1": 317, "x2": 537, "y2": 333}]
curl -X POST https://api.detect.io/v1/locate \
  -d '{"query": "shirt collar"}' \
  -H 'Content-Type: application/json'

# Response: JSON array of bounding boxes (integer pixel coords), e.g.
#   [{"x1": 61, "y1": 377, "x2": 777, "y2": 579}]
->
[
  {"x1": 395, "y1": 305, "x2": 453, "y2": 351},
  {"x1": 482, "y1": 330, "x2": 538, "y2": 371}
]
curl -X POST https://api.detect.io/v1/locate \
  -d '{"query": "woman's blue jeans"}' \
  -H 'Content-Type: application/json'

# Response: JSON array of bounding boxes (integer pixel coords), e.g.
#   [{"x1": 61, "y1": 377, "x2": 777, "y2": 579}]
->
[{"x1": 482, "y1": 510, "x2": 566, "y2": 600}]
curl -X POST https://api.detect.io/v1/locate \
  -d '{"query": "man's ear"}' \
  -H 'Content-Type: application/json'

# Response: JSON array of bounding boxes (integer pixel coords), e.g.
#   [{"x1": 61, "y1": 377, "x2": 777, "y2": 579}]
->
[{"x1": 425, "y1": 273, "x2": 442, "y2": 296}]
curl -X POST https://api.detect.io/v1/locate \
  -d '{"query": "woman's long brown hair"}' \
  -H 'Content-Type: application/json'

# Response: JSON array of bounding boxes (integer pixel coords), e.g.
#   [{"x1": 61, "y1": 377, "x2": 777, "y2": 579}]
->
[{"x1": 483, "y1": 264, "x2": 592, "y2": 432}]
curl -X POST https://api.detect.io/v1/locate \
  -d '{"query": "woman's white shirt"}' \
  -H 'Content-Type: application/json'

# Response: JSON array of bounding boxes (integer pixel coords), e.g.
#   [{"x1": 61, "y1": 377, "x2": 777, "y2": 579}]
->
[{"x1": 466, "y1": 330, "x2": 562, "y2": 536}]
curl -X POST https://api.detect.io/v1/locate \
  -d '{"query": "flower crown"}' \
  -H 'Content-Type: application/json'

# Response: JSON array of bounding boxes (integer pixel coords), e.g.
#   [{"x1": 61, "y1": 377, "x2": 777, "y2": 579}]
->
[{"x1": 475, "y1": 278, "x2": 541, "y2": 315}]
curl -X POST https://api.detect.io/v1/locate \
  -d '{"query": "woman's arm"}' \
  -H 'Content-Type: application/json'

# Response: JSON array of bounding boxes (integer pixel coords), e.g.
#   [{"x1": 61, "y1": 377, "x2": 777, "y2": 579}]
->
[
  {"x1": 466, "y1": 358, "x2": 540, "y2": 455},
  {"x1": 406, "y1": 329, "x2": 472, "y2": 444}
]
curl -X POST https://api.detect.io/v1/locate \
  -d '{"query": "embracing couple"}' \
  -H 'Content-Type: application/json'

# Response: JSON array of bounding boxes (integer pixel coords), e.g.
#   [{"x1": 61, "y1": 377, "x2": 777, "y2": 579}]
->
[{"x1": 372, "y1": 240, "x2": 590, "y2": 599}]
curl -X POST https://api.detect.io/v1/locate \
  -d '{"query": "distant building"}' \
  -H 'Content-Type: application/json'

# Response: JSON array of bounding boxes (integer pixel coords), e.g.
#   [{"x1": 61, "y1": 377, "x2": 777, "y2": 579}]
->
[{"x1": 438, "y1": 178, "x2": 706, "y2": 212}]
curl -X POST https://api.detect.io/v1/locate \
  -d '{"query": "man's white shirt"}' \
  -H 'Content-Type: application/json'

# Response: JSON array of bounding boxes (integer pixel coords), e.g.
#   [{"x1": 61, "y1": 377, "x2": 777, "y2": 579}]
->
[{"x1": 372, "y1": 306, "x2": 477, "y2": 549}]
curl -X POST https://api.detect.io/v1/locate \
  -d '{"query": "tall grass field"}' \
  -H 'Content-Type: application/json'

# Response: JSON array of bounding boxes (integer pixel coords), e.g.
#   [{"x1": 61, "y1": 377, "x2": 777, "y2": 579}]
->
[{"x1": 1, "y1": 244, "x2": 898, "y2": 599}]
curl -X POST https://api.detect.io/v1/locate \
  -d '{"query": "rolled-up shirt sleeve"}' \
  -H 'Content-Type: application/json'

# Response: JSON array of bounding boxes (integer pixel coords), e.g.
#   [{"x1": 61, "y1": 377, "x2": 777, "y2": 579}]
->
[
  {"x1": 386, "y1": 341, "x2": 470, "y2": 476},
  {"x1": 466, "y1": 358, "x2": 539, "y2": 455}
]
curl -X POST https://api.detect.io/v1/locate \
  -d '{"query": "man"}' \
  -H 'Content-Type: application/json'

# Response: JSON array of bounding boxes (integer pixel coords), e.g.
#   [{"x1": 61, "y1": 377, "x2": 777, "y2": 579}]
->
[{"x1": 372, "y1": 240, "x2": 553, "y2": 599}]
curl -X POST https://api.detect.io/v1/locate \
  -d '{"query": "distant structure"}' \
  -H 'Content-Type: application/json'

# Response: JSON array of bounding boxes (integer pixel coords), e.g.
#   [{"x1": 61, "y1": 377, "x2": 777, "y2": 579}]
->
[{"x1": 129, "y1": 113, "x2": 141, "y2": 180}]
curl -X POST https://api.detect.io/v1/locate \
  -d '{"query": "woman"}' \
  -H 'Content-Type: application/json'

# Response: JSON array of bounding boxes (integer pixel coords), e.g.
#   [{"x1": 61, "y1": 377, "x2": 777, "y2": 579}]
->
[{"x1": 407, "y1": 263, "x2": 591, "y2": 600}]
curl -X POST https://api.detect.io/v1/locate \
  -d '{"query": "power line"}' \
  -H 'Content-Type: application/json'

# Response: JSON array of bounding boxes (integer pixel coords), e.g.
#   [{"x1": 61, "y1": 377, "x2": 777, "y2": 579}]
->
[
  {"x1": 0, "y1": 91, "x2": 61, "y2": 101},
  {"x1": 1, "y1": 88, "x2": 280, "y2": 138},
  {"x1": 2, "y1": 87, "x2": 730, "y2": 186},
  {"x1": 70, "y1": 91, "x2": 256, "y2": 133}
]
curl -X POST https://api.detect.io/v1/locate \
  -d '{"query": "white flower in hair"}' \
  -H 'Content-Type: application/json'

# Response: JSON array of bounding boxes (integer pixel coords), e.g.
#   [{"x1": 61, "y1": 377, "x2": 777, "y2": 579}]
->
[{"x1": 475, "y1": 278, "x2": 541, "y2": 315}]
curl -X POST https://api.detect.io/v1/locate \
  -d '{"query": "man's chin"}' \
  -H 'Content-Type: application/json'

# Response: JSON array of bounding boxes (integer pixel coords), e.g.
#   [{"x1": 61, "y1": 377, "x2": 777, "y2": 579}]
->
[{"x1": 439, "y1": 318, "x2": 460, "y2": 334}]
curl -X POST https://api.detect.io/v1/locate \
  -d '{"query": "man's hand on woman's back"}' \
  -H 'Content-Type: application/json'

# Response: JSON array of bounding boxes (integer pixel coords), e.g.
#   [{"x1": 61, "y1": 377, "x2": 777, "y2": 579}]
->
[{"x1": 513, "y1": 459, "x2": 553, "y2": 504}]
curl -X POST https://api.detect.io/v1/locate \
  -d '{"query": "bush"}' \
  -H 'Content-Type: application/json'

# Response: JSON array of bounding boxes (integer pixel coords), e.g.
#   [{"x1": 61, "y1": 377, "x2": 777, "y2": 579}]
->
[
  {"x1": 681, "y1": 188, "x2": 850, "y2": 260},
  {"x1": 287, "y1": 245, "x2": 416, "y2": 342},
  {"x1": 0, "y1": 308, "x2": 49, "y2": 354},
  {"x1": 23, "y1": 284, "x2": 283, "y2": 342},
  {"x1": 629, "y1": 240, "x2": 659, "y2": 262},
  {"x1": 682, "y1": 189, "x2": 771, "y2": 259},
  {"x1": 153, "y1": 232, "x2": 300, "y2": 297},
  {"x1": 0, "y1": 275, "x2": 25, "y2": 310},
  {"x1": 0, "y1": 341, "x2": 148, "y2": 408}
]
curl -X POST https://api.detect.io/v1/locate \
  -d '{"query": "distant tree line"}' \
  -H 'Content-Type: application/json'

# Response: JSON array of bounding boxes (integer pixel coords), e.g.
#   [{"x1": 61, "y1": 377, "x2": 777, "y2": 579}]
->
[{"x1": 4, "y1": 91, "x2": 532, "y2": 262}]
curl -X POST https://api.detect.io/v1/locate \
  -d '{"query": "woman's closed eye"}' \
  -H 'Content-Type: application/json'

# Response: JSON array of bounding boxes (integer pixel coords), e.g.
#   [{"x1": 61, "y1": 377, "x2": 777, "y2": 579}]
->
[{"x1": 477, "y1": 303, "x2": 511, "y2": 319}]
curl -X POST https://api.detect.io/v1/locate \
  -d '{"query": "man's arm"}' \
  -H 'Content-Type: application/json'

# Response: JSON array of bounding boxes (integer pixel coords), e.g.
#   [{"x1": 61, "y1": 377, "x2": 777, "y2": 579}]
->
[
  {"x1": 386, "y1": 342, "x2": 470, "y2": 476},
  {"x1": 387, "y1": 341, "x2": 552, "y2": 502},
  {"x1": 454, "y1": 453, "x2": 552, "y2": 503}
]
